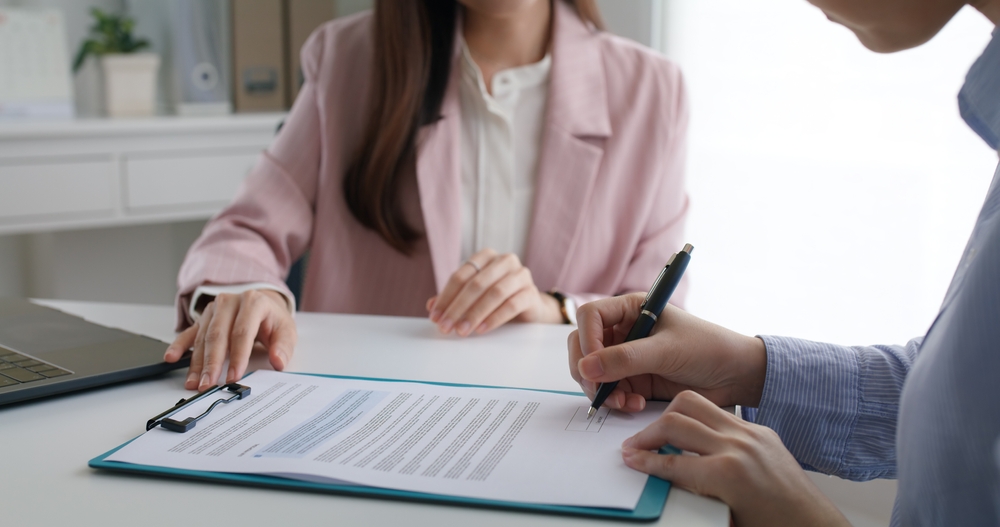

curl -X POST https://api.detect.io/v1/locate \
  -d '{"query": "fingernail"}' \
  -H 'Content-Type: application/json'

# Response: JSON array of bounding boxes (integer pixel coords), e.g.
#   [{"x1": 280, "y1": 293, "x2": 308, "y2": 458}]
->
[
  {"x1": 579, "y1": 356, "x2": 604, "y2": 378},
  {"x1": 200, "y1": 373, "x2": 210, "y2": 389},
  {"x1": 186, "y1": 372, "x2": 198, "y2": 387},
  {"x1": 476, "y1": 323, "x2": 488, "y2": 334},
  {"x1": 440, "y1": 318, "x2": 453, "y2": 333},
  {"x1": 457, "y1": 321, "x2": 471, "y2": 336},
  {"x1": 430, "y1": 310, "x2": 441, "y2": 322},
  {"x1": 622, "y1": 447, "x2": 638, "y2": 459},
  {"x1": 227, "y1": 367, "x2": 236, "y2": 382},
  {"x1": 622, "y1": 436, "x2": 636, "y2": 448}
]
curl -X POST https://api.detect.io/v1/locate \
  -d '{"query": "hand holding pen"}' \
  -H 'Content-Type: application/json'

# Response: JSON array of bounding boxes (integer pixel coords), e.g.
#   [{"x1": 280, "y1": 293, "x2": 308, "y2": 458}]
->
[
  {"x1": 587, "y1": 244, "x2": 693, "y2": 417},
  {"x1": 567, "y1": 244, "x2": 768, "y2": 414},
  {"x1": 566, "y1": 251, "x2": 829, "y2": 526}
]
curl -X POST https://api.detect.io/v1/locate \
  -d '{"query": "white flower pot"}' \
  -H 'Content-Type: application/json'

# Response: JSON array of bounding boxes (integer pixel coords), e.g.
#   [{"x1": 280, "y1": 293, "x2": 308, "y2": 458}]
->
[{"x1": 100, "y1": 53, "x2": 160, "y2": 118}]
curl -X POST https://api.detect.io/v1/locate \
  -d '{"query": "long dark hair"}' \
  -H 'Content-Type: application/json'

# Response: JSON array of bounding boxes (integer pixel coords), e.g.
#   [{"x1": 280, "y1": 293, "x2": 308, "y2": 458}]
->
[{"x1": 343, "y1": 0, "x2": 605, "y2": 254}]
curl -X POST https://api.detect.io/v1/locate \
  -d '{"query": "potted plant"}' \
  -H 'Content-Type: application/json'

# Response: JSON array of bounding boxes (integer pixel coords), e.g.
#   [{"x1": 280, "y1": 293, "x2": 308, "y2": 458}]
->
[{"x1": 73, "y1": 8, "x2": 159, "y2": 118}]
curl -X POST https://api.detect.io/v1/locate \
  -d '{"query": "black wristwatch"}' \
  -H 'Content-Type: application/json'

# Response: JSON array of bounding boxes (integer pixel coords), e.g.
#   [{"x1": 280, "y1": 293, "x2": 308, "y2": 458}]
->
[{"x1": 547, "y1": 290, "x2": 577, "y2": 326}]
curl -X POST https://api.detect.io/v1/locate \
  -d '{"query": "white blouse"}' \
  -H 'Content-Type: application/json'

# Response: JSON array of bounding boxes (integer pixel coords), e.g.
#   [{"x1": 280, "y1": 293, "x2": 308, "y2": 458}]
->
[
  {"x1": 190, "y1": 43, "x2": 551, "y2": 320},
  {"x1": 458, "y1": 39, "x2": 551, "y2": 263}
]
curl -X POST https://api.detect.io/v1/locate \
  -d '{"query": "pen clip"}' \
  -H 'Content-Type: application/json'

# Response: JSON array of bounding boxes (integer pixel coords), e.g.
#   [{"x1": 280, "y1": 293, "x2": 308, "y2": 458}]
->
[
  {"x1": 642, "y1": 254, "x2": 676, "y2": 307},
  {"x1": 146, "y1": 383, "x2": 251, "y2": 433}
]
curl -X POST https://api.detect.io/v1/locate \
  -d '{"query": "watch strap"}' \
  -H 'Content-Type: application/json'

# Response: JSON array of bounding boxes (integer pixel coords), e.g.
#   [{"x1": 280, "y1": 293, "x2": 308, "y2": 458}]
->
[{"x1": 547, "y1": 290, "x2": 574, "y2": 325}]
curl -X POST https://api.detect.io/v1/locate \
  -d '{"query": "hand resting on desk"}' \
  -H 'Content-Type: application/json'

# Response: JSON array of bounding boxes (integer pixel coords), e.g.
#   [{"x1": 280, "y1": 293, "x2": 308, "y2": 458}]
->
[
  {"x1": 164, "y1": 289, "x2": 297, "y2": 391},
  {"x1": 568, "y1": 294, "x2": 848, "y2": 527},
  {"x1": 427, "y1": 248, "x2": 563, "y2": 337}
]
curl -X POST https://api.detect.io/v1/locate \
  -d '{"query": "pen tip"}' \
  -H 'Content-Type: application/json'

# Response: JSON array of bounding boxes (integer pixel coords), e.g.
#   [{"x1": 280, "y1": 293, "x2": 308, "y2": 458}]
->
[{"x1": 587, "y1": 407, "x2": 596, "y2": 418}]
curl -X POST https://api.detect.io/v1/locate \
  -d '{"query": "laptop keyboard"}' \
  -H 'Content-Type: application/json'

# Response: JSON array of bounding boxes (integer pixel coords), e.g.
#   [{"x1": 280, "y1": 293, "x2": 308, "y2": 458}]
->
[{"x1": 0, "y1": 348, "x2": 71, "y2": 388}]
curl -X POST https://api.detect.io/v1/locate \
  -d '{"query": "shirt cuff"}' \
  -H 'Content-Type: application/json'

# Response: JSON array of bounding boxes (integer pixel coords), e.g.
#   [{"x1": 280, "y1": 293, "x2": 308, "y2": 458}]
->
[
  {"x1": 190, "y1": 282, "x2": 296, "y2": 323},
  {"x1": 743, "y1": 334, "x2": 860, "y2": 476}
]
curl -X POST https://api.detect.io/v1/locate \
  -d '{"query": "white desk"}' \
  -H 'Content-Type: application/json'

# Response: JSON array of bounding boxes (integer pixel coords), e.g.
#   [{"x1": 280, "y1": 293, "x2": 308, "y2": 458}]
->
[{"x1": 2, "y1": 300, "x2": 728, "y2": 526}]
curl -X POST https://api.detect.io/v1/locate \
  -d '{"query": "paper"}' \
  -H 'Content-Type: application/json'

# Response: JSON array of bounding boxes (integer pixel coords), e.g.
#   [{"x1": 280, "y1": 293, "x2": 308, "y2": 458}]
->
[{"x1": 108, "y1": 371, "x2": 668, "y2": 510}]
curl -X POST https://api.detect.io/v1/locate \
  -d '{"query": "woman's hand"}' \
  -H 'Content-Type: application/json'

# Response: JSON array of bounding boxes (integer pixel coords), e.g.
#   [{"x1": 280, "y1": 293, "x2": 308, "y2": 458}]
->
[
  {"x1": 427, "y1": 248, "x2": 563, "y2": 336},
  {"x1": 622, "y1": 390, "x2": 849, "y2": 527},
  {"x1": 164, "y1": 289, "x2": 297, "y2": 391},
  {"x1": 568, "y1": 293, "x2": 768, "y2": 412}
]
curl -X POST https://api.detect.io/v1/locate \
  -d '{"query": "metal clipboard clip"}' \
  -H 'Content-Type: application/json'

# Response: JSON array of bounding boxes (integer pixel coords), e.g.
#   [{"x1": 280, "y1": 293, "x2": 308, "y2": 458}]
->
[{"x1": 146, "y1": 383, "x2": 251, "y2": 433}]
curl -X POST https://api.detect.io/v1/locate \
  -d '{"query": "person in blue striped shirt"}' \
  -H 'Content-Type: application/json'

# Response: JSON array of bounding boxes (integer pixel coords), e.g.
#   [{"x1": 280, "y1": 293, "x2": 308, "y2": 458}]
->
[{"x1": 568, "y1": 0, "x2": 1000, "y2": 525}]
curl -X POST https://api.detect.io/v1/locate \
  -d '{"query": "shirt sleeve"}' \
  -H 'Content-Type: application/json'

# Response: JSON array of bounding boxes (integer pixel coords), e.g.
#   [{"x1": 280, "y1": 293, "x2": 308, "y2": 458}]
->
[{"x1": 741, "y1": 335, "x2": 922, "y2": 481}]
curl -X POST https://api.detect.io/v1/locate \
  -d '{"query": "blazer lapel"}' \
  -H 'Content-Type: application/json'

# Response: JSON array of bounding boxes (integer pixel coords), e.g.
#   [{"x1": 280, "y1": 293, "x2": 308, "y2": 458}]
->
[
  {"x1": 416, "y1": 44, "x2": 463, "y2": 292},
  {"x1": 524, "y1": 0, "x2": 612, "y2": 288}
]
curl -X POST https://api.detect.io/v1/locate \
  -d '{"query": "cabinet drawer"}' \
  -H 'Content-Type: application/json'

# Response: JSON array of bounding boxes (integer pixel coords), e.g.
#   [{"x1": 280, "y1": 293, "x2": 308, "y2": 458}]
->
[
  {"x1": 124, "y1": 151, "x2": 259, "y2": 210},
  {"x1": 0, "y1": 160, "x2": 115, "y2": 220}
]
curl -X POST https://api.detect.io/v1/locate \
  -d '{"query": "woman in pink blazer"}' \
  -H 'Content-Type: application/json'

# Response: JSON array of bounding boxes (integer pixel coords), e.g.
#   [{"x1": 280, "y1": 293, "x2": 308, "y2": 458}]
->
[{"x1": 166, "y1": 0, "x2": 689, "y2": 391}]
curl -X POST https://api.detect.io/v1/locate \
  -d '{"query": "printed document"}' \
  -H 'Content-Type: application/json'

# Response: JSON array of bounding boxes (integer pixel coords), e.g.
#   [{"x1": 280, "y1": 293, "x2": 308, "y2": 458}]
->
[{"x1": 108, "y1": 370, "x2": 669, "y2": 509}]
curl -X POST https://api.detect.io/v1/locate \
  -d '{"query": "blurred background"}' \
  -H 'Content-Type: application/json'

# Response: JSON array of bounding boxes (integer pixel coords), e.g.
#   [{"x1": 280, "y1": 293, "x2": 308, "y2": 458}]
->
[{"x1": 1, "y1": 1, "x2": 997, "y2": 525}]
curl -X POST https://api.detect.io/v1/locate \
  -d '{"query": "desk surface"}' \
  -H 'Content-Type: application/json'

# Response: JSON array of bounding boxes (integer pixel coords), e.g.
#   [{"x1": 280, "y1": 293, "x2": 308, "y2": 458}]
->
[{"x1": 2, "y1": 300, "x2": 728, "y2": 527}]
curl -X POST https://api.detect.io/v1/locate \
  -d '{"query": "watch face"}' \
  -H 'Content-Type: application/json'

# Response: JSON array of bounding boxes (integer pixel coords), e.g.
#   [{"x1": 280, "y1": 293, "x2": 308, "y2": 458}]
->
[
  {"x1": 565, "y1": 297, "x2": 578, "y2": 326},
  {"x1": 548, "y1": 291, "x2": 578, "y2": 325}
]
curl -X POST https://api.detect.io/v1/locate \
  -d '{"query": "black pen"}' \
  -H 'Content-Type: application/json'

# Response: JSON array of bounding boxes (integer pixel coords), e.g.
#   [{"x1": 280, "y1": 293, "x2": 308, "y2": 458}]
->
[{"x1": 588, "y1": 243, "x2": 693, "y2": 418}]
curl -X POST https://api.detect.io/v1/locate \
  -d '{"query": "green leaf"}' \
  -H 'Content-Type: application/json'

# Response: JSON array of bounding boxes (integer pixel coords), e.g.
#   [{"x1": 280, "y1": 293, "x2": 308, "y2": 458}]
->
[
  {"x1": 79, "y1": 7, "x2": 148, "y2": 58},
  {"x1": 72, "y1": 40, "x2": 92, "y2": 73},
  {"x1": 124, "y1": 38, "x2": 151, "y2": 54}
]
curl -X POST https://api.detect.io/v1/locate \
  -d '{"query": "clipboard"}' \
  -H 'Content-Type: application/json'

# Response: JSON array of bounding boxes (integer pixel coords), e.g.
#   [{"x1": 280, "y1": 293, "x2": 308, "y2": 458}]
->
[{"x1": 89, "y1": 373, "x2": 673, "y2": 522}]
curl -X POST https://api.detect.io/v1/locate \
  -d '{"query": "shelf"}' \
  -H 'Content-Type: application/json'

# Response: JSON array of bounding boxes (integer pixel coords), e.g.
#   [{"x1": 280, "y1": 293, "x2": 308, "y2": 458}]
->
[{"x1": 0, "y1": 113, "x2": 286, "y2": 140}]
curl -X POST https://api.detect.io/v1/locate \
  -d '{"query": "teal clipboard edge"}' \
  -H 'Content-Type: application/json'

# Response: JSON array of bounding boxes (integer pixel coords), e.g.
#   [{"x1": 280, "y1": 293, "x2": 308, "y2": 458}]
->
[{"x1": 88, "y1": 371, "x2": 673, "y2": 522}]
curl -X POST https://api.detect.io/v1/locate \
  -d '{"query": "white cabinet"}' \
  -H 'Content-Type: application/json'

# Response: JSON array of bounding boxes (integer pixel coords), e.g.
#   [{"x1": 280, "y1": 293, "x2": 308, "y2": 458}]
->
[
  {"x1": 0, "y1": 157, "x2": 116, "y2": 220},
  {"x1": 0, "y1": 114, "x2": 285, "y2": 235},
  {"x1": 123, "y1": 150, "x2": 260, "y2": 211}
]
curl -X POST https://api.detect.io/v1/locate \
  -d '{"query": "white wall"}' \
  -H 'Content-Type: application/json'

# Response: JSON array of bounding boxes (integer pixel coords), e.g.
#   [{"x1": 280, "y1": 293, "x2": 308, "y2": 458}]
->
[
  {"x1": 25, "y1": 221, "x2": 205, "y2": 304},
  {"x1": 660, "y1": 1, "x2": 997, "y2": 524},
  {"x1": 0, "y1": 234, "x2": 26, "y2": 297},
  {"x1": 597, "y1": 0, "x2": 659, "y2": 49},
  {"x1": 335, "y1": 0, "x2": 371, "y2": 17},
  {"x1": 0, "y1": 221, "x2": 205, "y2": 305},
  {"x1": 662, "y1": 1, "x2": 997, "y2": 344}
]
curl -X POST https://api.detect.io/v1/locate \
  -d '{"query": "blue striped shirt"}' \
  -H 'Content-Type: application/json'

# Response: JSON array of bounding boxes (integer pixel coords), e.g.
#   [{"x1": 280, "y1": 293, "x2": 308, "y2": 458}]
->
[{"x1": 742, "y1": 29, "x2": 1000, "y2": 525}]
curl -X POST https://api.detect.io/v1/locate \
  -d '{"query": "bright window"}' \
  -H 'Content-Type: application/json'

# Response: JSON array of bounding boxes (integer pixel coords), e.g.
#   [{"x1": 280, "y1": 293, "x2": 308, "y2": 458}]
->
[{"x1": 661, "y1": 1, "x2": 998, "y2": 345}]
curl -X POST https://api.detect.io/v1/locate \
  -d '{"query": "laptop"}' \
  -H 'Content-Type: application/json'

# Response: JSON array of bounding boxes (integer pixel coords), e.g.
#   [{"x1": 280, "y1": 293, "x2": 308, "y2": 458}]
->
[{"x1": 0, "y1": 298, "x2": 189, "y2": 406}]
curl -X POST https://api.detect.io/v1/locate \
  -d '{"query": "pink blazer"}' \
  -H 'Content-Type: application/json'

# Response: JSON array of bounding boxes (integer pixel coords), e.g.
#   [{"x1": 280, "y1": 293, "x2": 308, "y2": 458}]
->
[{"x1": 176, "y1": 1, "x2": 689, "y2": 328}]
